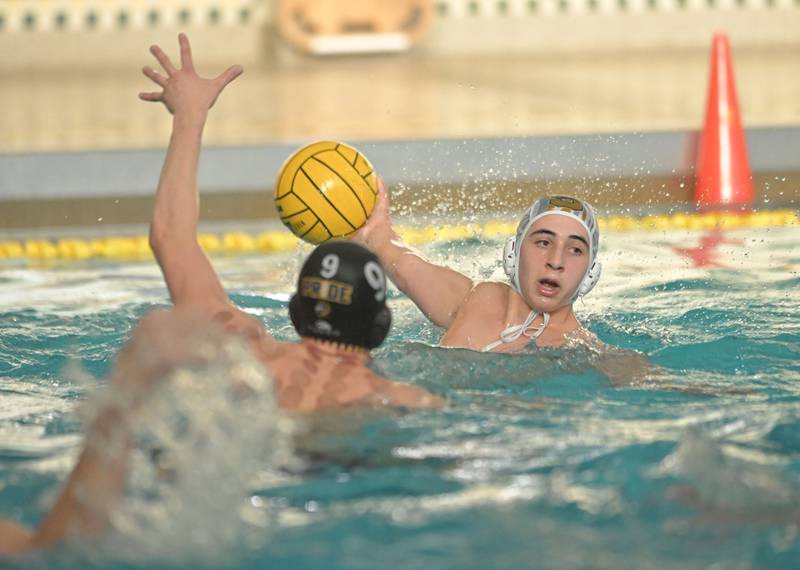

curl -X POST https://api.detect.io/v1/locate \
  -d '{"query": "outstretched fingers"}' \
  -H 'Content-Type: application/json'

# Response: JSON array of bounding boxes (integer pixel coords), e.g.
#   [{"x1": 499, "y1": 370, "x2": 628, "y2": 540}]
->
[
  {"x1": 214, "y1": 64, "x2": 244, "y2": 90},
  {"x1": 142, "y1": 66, "x2": 167, "y2": 87},
  {"x1": 149, "y1": 44, "x2": 177, "y2": 76},
  {"x1": 141, "y1": 34, "x2": 241, "y2": 110},
  {"x1": 178, "y1": 33, "x2": 194, "y2": 73},
  {"x1": 138, "y1": 91, "x2": 162, "y2": 102}
]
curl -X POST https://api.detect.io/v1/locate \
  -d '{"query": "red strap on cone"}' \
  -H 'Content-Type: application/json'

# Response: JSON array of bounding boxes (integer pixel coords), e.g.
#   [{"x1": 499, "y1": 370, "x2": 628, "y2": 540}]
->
[{"x1": 694, "y1": 33, "x2": 754, "y2": 211}]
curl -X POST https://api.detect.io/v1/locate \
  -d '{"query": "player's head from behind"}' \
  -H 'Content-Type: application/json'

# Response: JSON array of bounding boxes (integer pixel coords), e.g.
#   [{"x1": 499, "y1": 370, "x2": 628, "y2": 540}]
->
[
  {"x1": 290, "y1": 241, "x2": 391, "y2": 351},
  {"x1": 502, "y1": 195, "x2": 602, "y2": 312}
]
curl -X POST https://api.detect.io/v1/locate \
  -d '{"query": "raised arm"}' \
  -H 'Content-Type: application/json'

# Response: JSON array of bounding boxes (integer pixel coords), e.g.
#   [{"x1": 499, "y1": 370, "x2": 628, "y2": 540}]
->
[
  {"x1": 141, "y1": 34, "x2": 242, "y2": 314},
  {"x1": 355, "y1": 179, "x2": 474, "y2": 328}
]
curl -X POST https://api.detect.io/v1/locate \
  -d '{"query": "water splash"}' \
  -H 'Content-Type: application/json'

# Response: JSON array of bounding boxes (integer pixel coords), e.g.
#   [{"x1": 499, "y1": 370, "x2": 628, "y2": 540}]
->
[{"x1": 73, "y1": 335, "x2": 295, "y2": 565}]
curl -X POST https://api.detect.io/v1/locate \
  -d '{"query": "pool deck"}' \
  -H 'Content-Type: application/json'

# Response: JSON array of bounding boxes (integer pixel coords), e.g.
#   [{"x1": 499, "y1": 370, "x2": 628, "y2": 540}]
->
[
  {"x1": 2, "y1": 46, "x2": 799, "y2": 153},
  {"x1": 1, "y1": 45, "x2": 799, "y2": 231}
]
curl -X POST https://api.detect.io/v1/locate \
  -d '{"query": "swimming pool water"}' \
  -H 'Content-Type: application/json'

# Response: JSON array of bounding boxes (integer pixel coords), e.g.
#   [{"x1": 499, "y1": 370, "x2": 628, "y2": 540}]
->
[{"x1": 1, "y1": 225, "x2": 799, "y2": 569}]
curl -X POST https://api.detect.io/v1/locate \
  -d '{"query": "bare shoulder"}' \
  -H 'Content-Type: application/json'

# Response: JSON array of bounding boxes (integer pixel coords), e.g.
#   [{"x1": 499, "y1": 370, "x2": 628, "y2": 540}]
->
[
  {"x1": 471, "y1": 280, "x2": 510, "y2": 298},
  {"x1": 211, "y1": 305, "x2": 273, "y2": 346},
  {"x1": 461, "y1": 280, "x2": 511, "y2": 311},
  {"x1": 440, "y1": 280, "x2": 512, "y2": 349}
]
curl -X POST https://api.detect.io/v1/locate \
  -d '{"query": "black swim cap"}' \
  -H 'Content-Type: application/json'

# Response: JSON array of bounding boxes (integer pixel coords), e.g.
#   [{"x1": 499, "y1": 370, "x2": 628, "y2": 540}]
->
[{"x1": 289, "y1": 241, "x2": 391, "y2": 350}]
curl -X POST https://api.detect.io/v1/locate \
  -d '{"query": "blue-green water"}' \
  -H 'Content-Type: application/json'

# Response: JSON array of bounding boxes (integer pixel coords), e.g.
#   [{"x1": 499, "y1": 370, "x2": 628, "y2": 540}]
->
[{"x1": 1, "y1": 226, "x2": 799, "y2": 569}]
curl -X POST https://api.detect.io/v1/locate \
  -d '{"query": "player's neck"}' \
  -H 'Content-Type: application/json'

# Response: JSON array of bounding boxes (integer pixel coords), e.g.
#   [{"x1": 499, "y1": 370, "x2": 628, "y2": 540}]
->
[
  {"x1": 301, "y1": 337, "x2": 371, "y2": 363},
  {"x1": 511, "y1": 293, "x2": 579, "y2": 332},
  {"x1": 544, "y1": 304, "x2": 580, "y2": 332}
]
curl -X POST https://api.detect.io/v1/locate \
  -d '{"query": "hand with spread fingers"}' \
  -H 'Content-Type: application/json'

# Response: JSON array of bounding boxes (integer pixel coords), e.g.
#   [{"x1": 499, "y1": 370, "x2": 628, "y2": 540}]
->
[{"x1": 139, "y1": 33, "x2": 243, "y2": 117}]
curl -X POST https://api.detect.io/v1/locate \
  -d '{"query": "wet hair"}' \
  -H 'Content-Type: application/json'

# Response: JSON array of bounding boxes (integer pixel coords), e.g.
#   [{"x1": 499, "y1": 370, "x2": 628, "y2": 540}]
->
[{"x1": 289, "y1": 241, "x2": 391, "y2": 350}]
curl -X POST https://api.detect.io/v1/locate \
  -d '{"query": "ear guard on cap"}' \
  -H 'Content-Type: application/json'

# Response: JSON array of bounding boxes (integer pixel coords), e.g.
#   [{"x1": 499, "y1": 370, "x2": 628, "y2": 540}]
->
[
  {"x1": 289, "y1": 294, "x2": 391, "y2": 350},
  {"x1": 369, "y1": 306, "x2": 392, "y2": 349},
  {"x1": 577, "y1": 260, "x2": 602, "y2": 298},
  {"x1": 502, "y1": 237, "x2": 516, "y2": 280}
]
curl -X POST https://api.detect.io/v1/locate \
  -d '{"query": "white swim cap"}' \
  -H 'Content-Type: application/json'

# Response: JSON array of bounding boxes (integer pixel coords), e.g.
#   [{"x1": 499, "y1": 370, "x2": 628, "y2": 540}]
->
[{"x1": 502, "y1": 195, "x2": 602, "y2": 303}]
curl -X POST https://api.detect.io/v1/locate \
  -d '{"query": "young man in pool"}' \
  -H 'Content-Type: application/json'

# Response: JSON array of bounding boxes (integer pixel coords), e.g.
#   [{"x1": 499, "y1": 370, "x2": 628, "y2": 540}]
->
[
  {"x1": 355, "y1": 180, "x2": 658, "y2": 387},
  {"x1": 1, "y1": 34, "x2": 441, "y2": 558},
  {"x1": 356, "y1": 183, "x2": 602, "y2": 352},
  {"x1": 0, "y1": 240, "x2": 441, "y2": 556},
  {"x1": 140, "y1": 34, "x2": 441, "y2": 412}
]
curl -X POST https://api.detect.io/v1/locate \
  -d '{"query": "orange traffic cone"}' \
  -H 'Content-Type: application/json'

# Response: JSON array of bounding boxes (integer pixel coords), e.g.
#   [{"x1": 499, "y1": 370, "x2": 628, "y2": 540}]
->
[{"x1": 694, "y1": 33, "x2": 754, "y2": 211}]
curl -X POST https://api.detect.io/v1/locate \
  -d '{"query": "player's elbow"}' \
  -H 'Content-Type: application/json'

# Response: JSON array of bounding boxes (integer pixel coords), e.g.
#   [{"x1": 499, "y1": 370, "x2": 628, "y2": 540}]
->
[
  {"x1": 425, "y1": 306, "x2": 457, "y2": 329},
  {"x1": 148, "y1": 219, "x2": 183, "y2": 254},
  {"x1": 148, "y1": 223, "x2": 167, "y2": 256}
]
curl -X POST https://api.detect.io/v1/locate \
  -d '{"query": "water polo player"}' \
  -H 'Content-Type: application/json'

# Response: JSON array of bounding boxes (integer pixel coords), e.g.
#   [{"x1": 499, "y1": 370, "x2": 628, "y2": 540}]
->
[
  {"x1": 141, "y1": 34, "x2": 441, "y2": 411},
  {"x1": 0, "y1": 239, "x2": 441, "y2": 556},
  {"x1": 356, "y1": 182, "x2": 603, "y2": 351},
  {"x1": 2, "y1": 36, "x2": 445, "y2": 557}
]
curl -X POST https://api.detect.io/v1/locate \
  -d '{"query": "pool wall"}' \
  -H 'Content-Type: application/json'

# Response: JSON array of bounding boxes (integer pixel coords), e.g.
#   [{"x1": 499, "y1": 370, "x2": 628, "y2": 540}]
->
[{"x1": 1, "y1": 128, "x2": 798, "y2": 231}]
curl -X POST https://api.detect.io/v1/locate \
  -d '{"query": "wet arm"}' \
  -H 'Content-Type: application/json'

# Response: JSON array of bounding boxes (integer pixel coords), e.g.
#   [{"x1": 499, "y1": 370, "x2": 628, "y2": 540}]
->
[
  {"x1": 149, "y1": 110, "x2": 222, "y2": 306},
  {"x1": 356, "y1": 180, "x2": 473, "y2": 328},
  {"x1": 590, "y1": 342, "x2": 749, "y2": 395},
  {"x1": 597, "y1": 351, "x2": 752, "y2": 396},
  {"x1": 373, "y1": 378, "x2": 446, "y2": 409},
  {"x1": 30, "y1": 407, "x2": 132, "y2": 550},
  {"x1": 142, "y1": 34, "x2": 243, "y2": 313},
  {"x1": 595, "y1": 349, "x2": 654, "y2": 387}
]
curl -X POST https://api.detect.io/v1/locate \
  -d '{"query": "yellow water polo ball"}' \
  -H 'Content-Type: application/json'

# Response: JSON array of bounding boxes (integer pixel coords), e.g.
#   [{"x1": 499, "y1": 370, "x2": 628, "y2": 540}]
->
[{"x1": 274, "y1": 141, "x2": 378, "y2": 244}]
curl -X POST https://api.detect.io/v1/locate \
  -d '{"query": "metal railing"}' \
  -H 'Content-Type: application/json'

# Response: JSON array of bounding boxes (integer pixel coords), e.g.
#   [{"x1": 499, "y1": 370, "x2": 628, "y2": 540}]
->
[
  {"x1": 2, "y1": 0, "x2": 797, "y2": 35},
  {"x1": 0, "y1": 0, "x2": 267, "y2": 33}
]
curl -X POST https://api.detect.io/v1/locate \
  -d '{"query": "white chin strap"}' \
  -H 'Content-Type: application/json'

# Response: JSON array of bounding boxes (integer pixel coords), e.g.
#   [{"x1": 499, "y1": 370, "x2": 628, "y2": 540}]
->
[{"x1": 481, "y1": 311, "x2": 551, "y2": 352}]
